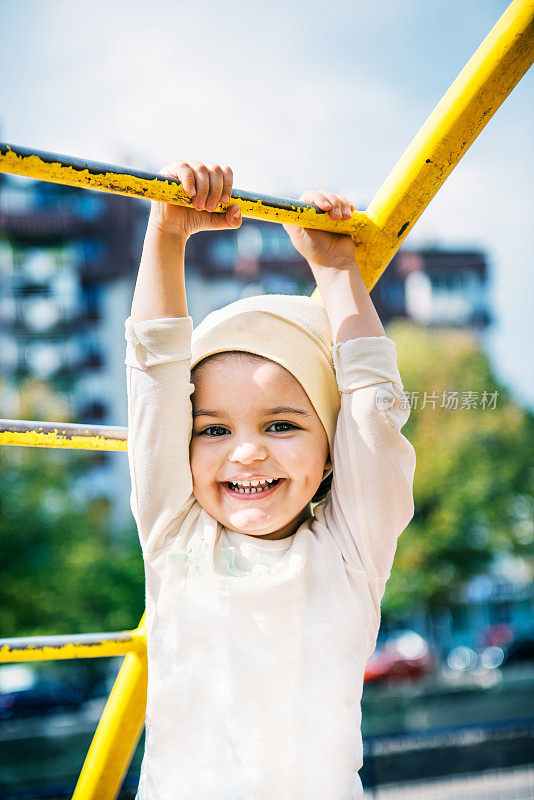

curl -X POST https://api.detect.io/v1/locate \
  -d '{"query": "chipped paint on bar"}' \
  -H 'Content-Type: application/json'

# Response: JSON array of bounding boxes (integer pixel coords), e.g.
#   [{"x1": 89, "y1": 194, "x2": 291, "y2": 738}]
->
[
  {"x1": 0, "y1": 630, "x2": 146, "y2": 662},
  {"x1": 0, "y1": 420, "x2": 128, "y2": 451},
  {"x1": 0, "y1": 430, "x2": 127, "y2": 451},
  {"x1": 0, "y1": 143, "x2": 368, "y2": 237}
]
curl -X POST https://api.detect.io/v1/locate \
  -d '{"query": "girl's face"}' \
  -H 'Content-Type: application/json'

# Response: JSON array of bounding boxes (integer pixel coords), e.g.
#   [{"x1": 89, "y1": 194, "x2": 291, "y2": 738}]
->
[{"x1": 190, "y1": 354, "x2": 331, "y2": 540}]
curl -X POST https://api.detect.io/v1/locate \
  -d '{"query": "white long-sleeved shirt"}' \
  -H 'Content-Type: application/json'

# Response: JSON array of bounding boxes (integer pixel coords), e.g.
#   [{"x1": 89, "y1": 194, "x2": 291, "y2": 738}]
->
[{"x1": 125, "y1": 315, "x2": 416, "y2": 800}]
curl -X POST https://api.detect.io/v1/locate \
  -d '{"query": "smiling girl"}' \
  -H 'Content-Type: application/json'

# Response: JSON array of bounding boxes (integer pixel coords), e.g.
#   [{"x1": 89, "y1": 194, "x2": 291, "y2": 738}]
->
[
  {"x1": 190, "y1": 342, "x2": 333, "y2": 541},
  {"x1": 126, "y1": 161, "x2": 415, "y2": 799}
]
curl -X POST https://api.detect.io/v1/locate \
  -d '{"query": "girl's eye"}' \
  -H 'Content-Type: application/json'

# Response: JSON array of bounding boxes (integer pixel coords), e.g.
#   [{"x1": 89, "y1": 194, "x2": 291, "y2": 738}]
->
[
  {"x1": 268, "y1": 422, "x2": 296, "y2": 433},
  {"x1": 200, "y1": 425, "x2": 228, "y2": 437},
  {"x1": 197, "y1": 422, "x2": 296, "y2": 436}
]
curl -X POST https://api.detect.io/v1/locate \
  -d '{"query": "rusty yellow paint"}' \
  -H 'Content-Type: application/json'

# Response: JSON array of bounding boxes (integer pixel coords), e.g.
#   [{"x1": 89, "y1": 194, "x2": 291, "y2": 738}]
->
[
  {"x1": 0, "y1": 145, "x2": 368, "y2": 237},
  {"x1": 0, "y1": 429, "x2": 127, "y2": 451},
  {"x1": 0, "y1": 420, "x2": 127, "y2": 451},
  {"x1": 0, "y1": 630, "x2": 146, "y2": 663}
]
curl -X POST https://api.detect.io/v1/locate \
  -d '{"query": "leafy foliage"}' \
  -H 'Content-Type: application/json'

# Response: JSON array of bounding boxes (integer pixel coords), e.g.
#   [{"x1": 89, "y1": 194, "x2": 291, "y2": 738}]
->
[
  {"x1": 0, "y1": 378, "x2": 144, "y2": 639},
  {"x1": 383, "y1": 321, "x2": 534, "y2": 616}
]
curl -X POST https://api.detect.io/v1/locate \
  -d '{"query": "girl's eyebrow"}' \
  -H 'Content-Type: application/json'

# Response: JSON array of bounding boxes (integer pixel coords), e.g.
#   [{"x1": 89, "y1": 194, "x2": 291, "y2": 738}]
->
[{"x1": 193, "y1": 406, "x2": 311, "y2": 419}]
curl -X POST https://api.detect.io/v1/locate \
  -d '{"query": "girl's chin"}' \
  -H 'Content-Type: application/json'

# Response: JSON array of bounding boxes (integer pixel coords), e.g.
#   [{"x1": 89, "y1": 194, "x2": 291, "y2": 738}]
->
[{"x1": 226, "y1": 508, "x2": 274, "y2": 531}]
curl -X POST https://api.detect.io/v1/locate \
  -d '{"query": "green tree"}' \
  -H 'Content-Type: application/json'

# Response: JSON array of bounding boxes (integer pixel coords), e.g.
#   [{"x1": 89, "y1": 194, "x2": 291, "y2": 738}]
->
[
  {"x1": 382, "y1": 320, "x2": 534, "y2": 617},
  {"x1": 0, "y1": 377, "x2": 144, "y2": 640}
]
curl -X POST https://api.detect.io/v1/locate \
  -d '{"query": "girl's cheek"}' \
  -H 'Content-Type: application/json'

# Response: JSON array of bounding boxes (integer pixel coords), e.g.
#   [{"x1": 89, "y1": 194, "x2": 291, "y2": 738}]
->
[
  {"x1": 189, "y1": 442, "x2": 206, "y2": 475},
  {"x1": 192, "y1": 441, "x2": 220, "y2": 472}
]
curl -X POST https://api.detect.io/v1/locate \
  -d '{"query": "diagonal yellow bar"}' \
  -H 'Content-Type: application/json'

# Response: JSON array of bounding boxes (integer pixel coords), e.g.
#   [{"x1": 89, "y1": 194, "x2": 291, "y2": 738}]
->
[{"x1": 313, "y1": 0, "x2": 534, "y2": 296}]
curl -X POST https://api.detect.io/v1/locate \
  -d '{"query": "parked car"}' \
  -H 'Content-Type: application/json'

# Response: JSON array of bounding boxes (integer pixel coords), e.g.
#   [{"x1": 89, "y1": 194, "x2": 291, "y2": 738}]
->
[
  {"x1": 0, "y1": 678, "x2": 87, "y2": 719},
  {"x1": 477, "y1": 623, "x2": 514, "y2": 649},
  {"x1": 364, "y1": 630, "x2": 434, "y2": 684}
]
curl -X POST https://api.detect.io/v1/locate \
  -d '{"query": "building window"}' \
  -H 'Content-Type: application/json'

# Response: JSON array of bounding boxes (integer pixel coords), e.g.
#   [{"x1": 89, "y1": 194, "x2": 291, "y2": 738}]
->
[
  {"x1": 381, "y1": 282, "x2": 404, "y2": 311},
  {"x1": 430, "y1": 273, "x2": 466, "y2": 292},
  {"x1": 78, "y1": 400, "x2": 107, "y2": 422}
]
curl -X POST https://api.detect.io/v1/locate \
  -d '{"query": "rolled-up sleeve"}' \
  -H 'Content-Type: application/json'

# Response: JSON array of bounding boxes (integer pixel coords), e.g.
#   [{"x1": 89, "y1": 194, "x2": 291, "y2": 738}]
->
[
  {"x1": 125, "y1": 316, "x2": 196, "y2": 555},
  {"x1": 319, "y1": 336, "x2": 416, "y2": 586}
]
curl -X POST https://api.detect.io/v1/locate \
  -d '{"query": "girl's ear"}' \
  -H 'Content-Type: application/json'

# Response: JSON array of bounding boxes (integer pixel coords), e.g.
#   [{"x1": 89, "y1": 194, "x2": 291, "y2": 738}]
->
[{"x1": 323, "y1": 457, "x2": 333, "y2": 479}]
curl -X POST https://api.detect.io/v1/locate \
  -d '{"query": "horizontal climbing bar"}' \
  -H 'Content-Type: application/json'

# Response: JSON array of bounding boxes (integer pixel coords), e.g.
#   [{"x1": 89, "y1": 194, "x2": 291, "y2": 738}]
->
[
  {"x1": 0, "y1": 627, "x2": 146, "y2": 662},
  {"x1": 1, "y1": 613, "x2": 148, "y2": 800},
  {"x1": 2, "y1": 0, "x2": 533, "y2": 300},
  {"x1": 0, "y1": 419, "x2": 127, "y2": 451},
  {"x1": 0, "y1": 142, "x2": 368, "y2": 237}
]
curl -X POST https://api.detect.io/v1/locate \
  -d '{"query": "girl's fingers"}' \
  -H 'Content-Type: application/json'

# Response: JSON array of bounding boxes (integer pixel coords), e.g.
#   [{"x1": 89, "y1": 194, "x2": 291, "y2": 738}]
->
[
  {"x1": 190, "y1": 162, "x2": 210, "y2": 210},
  {"x1": 319, "y1": 192, "x2": 353, "y2": 219},
  {"x1": 221, "y1": 165, "x2": 233, "y2": 205},
  {"x1": 176, "y1": 163, "x2": 196, "y2": 197},
  {"x1": 338, "y1": 195, "x2": 354, "y2": 218},
  {"x1": 205, "y1": 164, "x2": 224, "y2": 212},
  {"x1": 299, "y1": 189, "x2": 352, "y2": 220},
  {"x1": 158, "y1": 160, "x2": 236, "y2": 216},
  {"x1": 226, "y1": 205, "x2": 242, "y2": 226},
  {"x1": 320, "y1": 190, "x2": 344, "y2": 220},
  {"x1": 315, "y1": 192, "x2": 334, "y2": 211}
]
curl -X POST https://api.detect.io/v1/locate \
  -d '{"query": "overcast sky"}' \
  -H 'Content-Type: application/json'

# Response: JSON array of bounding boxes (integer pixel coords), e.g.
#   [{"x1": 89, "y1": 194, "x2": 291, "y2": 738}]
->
[{"x1": 1, "y1": 0, "x2": 533, "y2": 407}]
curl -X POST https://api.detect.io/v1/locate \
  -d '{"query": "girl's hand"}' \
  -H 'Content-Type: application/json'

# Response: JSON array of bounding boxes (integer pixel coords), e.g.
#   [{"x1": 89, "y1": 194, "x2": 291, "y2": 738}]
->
[
  {"x1": 283, "y1": 190, "x2": 357, "y2": 276},
  {"x1": 148, "y1": 161, "x2": 242, "y2": 240}
]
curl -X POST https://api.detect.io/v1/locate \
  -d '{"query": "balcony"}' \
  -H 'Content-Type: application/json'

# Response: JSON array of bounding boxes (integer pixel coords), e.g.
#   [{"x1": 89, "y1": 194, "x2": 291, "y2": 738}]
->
[{"x1": 404, "y1": 271, "x2": 490, "y2": 328}]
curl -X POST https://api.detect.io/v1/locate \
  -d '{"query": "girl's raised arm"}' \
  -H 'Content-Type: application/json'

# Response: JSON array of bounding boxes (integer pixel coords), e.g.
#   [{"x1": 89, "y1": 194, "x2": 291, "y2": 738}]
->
[
  {"x1": 131, "y1": 161, "x2": 241, "y2": 323},
  {"x1": 126, "y1": 162, "x2": 242, "y2": 554},
  {"x1": 284, "y1": 191, "x2": 415, "y2": 610}
]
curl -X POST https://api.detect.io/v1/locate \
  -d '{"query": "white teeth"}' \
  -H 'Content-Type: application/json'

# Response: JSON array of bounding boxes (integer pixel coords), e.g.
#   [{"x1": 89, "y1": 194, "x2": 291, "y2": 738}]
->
[
  {"x1": 230, "y1": 478, "x2": 274, "y2": 489},
  {"x1": 228, "y1": 478, "x2": 279, "y2": 495}
]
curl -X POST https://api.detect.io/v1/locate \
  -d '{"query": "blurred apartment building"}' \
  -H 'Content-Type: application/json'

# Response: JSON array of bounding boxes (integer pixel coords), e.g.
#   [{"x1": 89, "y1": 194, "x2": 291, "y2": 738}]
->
[
  {"x1": 185, "y1": 221, "x2": 492, "y2": 330},
  {"x1": 0, "y1": 173, "x2": 492, "y2": 528},
  {"x1": 0, "y1": 173, "x2": 145, "y2": 527},
  {"x1": 371, "y1": 248, "x2": 491, "y2": 329}
]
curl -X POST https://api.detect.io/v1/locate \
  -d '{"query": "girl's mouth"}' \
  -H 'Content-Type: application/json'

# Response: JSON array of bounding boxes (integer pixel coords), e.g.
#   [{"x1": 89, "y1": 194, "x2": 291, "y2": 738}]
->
[{"x1": 223, "y1": 479, "x2": 283, "y2": 499}]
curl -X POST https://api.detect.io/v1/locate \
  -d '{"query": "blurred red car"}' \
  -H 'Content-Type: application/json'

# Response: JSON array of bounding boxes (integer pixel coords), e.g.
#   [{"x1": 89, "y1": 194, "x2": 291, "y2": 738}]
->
[
  {"x1": 364, "y1": 630, "x2": 434, "y2": 684},
  {"x1": 477, "y1": 623, "x2": 514, "y2": 648}
]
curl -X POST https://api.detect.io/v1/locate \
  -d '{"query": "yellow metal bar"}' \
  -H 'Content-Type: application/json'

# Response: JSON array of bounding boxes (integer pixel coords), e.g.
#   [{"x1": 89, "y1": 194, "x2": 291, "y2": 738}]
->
[
  {"x1": 0, "y1": 142, "x2": 367, "y2": 237},
  {"x1": 315, "y1": 0, "x2": 534, "y2": 295},
  {"x1": 73, "y1": 614, "x2": 147, "y2": 800},
  {"x1": 0, "y1": 629, "x2": 145, "y2": 663},
  {"x1": 0, "y1": 1, "x2": 531, "y2": 308},
  {"x1": 0, "y1": 617, "x2": 148, "y2": 800},
  {"x1": 0, "y1": 419, "x2": 127, "y2": 452}
]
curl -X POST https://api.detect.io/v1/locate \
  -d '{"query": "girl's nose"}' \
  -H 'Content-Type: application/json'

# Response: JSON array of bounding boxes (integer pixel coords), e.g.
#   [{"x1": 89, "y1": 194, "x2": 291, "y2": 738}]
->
[{"x1": 229, "y1": 441, "x2": 268, "y2": 464}]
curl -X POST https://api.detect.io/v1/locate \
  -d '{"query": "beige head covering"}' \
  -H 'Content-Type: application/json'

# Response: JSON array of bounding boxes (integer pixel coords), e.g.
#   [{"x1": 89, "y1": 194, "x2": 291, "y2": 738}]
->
[{"x1": 191, "y1": 294, "x2": 340, "y2": 472}]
